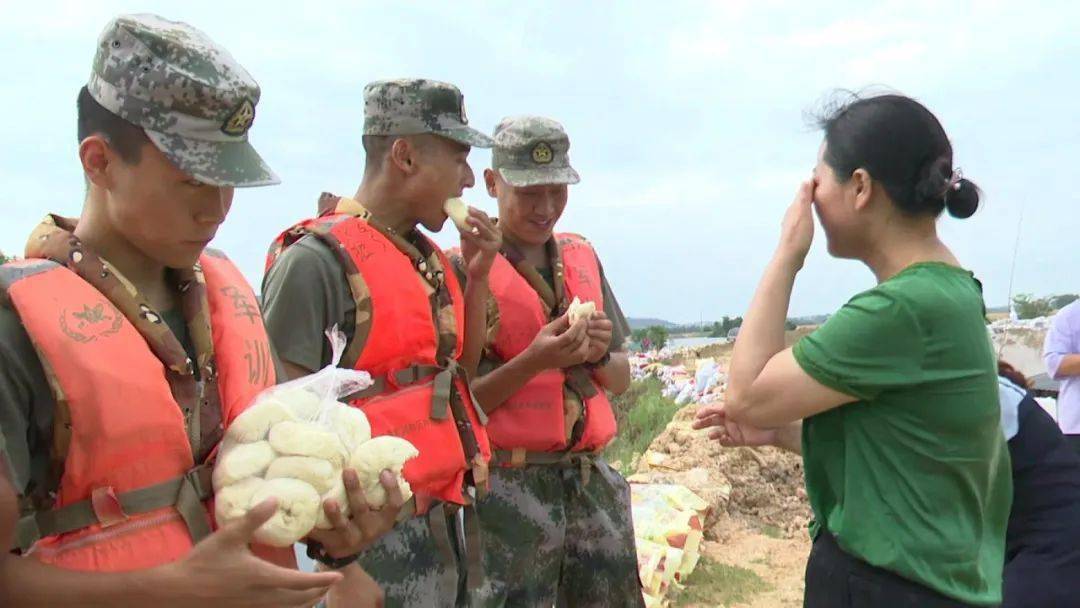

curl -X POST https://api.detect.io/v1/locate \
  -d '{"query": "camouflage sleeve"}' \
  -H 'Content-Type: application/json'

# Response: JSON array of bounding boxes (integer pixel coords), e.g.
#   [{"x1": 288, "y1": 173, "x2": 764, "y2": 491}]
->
[
  {"x1": 598, "y1": 260, "x2": 630, "y2": 353},
  {"x1": 449, "y1": 253, "x2": 468, "y2": 288},
  {"x1": 261, "y1": 235, "x2": 361, "y2": 373},
  {"x1": 0, "y1": 305, "x2": 55, "y2": 496}
]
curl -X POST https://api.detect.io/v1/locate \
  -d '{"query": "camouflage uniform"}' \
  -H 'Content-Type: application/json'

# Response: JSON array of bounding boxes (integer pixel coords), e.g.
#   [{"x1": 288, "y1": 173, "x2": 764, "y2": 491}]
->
[
  {"x1": 475, "y1": 458, "x2": 641, "y2": 608},
  {"x1": 0, "y1": 14, "x2": 279, "y2": 514},
  {"x1": 262, "y1": 79, "x2": 491, "y2": 608},
  {"x1": 471, "y1": 117, "x2": 644, "y2": 608}
]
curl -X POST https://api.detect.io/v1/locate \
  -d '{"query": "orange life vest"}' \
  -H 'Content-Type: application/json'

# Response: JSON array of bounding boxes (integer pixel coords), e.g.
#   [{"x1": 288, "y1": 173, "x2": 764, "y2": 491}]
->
[
  {"x1": 266, "y1": 214, "x2": 490, "y2": 509},
  {"x1": 0, "y1": 251, "x2": 292, "y2": 572},
  {"x1": 486, "y1": 233, "x2": 617, "y2": 454}
]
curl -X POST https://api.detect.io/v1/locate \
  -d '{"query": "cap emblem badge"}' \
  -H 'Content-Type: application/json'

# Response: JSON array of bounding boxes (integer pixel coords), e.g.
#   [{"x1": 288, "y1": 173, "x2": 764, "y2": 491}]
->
[
  {"x1": 531, "y1": 142, "x2": 553, "y2": 164},
  {"x1": 221, "y1": 98, "x2": 255, "y2": 136}
]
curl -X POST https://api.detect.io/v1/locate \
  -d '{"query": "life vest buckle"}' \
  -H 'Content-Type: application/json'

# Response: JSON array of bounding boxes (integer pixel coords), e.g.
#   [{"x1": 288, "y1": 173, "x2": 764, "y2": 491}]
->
[
  {"x1": 90, "y1": 486, "x2": 128, "y2": 528},
  {"x1": 183, "y1": 464, "x2": 214, "y2": 501},
  {"x1": 385, "y1": 368, "x2": 406, "y2": 391}
]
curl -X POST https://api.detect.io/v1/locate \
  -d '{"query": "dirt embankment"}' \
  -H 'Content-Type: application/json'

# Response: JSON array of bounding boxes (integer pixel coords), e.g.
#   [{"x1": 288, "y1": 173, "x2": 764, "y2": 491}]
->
[{"x1": 630, "y1": 401, "x2": 813, "y2": 607}]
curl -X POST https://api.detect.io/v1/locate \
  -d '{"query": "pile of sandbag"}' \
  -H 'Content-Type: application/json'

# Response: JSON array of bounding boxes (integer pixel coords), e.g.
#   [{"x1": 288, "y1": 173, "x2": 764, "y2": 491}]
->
[
  {"x1": 631, "y1": 483, "x2": 710, "y2": 607},
  {"x1": 631, "y1": 354, "x2": 728, "y2": 406}
]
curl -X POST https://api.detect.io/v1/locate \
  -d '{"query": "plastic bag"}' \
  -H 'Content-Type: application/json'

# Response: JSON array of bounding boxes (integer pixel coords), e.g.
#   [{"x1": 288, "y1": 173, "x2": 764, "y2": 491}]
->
[
  {"x1": 631, "y1": 483, "x2": 710, "y2": 603},
  {"x1": 213, "y1": 327, "x2": 418, "y2": 547},
  {"x1": 693, "y1": 359, "x2": 716, "y2": 397}
]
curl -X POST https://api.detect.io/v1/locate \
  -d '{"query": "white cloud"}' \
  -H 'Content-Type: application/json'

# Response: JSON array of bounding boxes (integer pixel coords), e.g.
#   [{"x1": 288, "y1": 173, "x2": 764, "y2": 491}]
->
[{"x1": 1, "y1": 0, "x2": 1077, "y2": 321}]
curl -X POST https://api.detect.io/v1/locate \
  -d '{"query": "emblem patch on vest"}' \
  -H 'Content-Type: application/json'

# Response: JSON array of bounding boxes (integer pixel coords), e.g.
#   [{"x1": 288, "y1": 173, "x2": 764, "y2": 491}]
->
[
  {"x1": 221, "y1": 98, "x2": 256, "y2": 136},
  {"x1": 59, "y1": 301, "x2": 123, "y2": 343}
]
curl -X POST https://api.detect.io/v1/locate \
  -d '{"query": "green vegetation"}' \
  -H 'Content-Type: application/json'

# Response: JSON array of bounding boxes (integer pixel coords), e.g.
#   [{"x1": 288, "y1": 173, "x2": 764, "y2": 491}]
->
[
  {"x1": 670, "y1": 558, "x2": 773, "y2": 607},
  {"x1": 1051, "y1": 294, "x2": 1080, "y2": 310},
  {"x1": 632, "y1": 325, "x2": 671, "y2": 350},
  {"x1": 605, "y1": 377, "x2": 682, "y2": 475},
  {"x1": 1013, "y1": 293, "x2": 1079, "y2": 319},
  {"x1": 707, "y1": 316, "x2": 743, "y2": 338}
]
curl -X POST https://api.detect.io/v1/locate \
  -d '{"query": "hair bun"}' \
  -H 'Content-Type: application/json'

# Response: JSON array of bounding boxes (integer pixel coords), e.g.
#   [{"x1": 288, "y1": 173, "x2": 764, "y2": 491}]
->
[
  {"x1": 944, "y1": 178, "x2": 980, "y2": 219},
  {"x1": 913, "y1": 157, "x2": 951, "y2": 206}
]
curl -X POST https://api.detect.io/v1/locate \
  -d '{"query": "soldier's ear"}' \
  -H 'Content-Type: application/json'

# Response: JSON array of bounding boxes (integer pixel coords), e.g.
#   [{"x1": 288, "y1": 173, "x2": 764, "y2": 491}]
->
[
  {"x1": 389, "y1": 137, "x2": 419, "y2": 175},
  {"x1": 484, "y1": 169, "x2": 498, "y2": 197},
  {"x1": 79, "y1": 135, "x2": 114, "y2": 189}
]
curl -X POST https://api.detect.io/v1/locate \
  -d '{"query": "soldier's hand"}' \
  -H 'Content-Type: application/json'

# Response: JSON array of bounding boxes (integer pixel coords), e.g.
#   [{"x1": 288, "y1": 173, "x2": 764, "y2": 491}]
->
[
  {"x1": 584, "y1": 310, "x2": 613, "y2": 364},
  {"x1": 523, "y1": 313, "x2": 591, "y2": 371},
  {"x1": 162, "y1": 498, "x2": 342, "y2": 607},
  {"x1": 459, "y1": 208, "x2": 501, "y2": 281},
  {"x1": 307, "y1": 470, "x2": 405, "y2": 558}
]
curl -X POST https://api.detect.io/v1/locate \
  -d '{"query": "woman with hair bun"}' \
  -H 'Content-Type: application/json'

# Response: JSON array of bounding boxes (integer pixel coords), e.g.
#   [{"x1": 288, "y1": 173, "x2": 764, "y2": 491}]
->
[{"x1": 695, "y1": 93, "x2": 1011, "y2": 606}]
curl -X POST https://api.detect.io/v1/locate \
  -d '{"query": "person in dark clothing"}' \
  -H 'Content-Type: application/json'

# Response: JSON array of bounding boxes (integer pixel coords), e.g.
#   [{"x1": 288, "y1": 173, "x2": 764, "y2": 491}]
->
[{"x1": 997, "y1": 361, "x2": 1080, "y2": 608}]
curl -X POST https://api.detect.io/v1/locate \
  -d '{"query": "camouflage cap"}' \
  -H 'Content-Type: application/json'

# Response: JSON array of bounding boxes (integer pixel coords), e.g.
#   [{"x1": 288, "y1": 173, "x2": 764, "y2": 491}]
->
[
  {"x1": 87, "y1": 14, "x2": 278, "y2": 187},
  {"x1": 492, "y1": 116, "x2": 580, "y2": 187},
  {"x1": 363, "y1": 79, "x2": 493, "y2": 148}
]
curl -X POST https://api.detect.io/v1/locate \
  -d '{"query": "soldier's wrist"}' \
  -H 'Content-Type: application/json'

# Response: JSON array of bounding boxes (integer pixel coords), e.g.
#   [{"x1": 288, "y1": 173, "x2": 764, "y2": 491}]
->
[
  {"x1": 307, "y1": 541, "x2": 358, "y2": 570},
  {"x1": 516, "y1": 347, "x2": 547, "y2": 375},
  {"x1": 585, "y1": 352, "x2": 611, "y2": 369}
]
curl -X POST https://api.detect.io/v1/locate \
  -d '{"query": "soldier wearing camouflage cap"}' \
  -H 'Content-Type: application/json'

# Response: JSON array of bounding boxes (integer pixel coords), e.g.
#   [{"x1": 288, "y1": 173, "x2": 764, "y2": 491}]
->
[
  {"x1": 363, "y1": 78, "x2": 493, "y2": 148},
  {"x1": 452, "y1": 115, "x2": 643, "y2": 607},
  {"x1": 262, "y1": 78, "x2": 501, "y2": 608},
  {"x1": 490, "y1": 115, "x2": 581, "y2": 187},
  {"x1": 0, "y1": 13, "x2": 373, "y2": 606},
  {"x1": 87, "y1": 13, "x2": 278, "y2": 187}
]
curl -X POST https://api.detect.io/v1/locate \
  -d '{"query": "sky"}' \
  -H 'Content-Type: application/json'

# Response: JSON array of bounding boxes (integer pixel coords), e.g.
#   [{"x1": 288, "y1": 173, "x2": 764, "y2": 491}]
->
[{"x1": 1, "y1": 1, "x2": 1077, "y2": 322}]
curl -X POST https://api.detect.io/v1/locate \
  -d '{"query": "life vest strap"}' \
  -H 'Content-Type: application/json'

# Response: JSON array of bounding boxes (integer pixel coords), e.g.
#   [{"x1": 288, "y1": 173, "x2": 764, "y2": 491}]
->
[
  {"x1": 462, "y1": 502, "x2": 485, "y2": 590},
  {"x1": 344, "y1": 361, "x2": 489, "y2": 425},
  {"x1": 345, "y1": 364, "x2": 442, "y2": 401},
  {"x1": 426, "y1": 501, "x2": 486, "y2": 596},
  {"x1": 15, "y1": 463, "x2": 214, "y2": 553},
  {"x1": 428, "y1": 502, "x2": 459, "y2": 596},
  {"x1": 490, "y1": 450, "x2": 599, "y2": 484}
]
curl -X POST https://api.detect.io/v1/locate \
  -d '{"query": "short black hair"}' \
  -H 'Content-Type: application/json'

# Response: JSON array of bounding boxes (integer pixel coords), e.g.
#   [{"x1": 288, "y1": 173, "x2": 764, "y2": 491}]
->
[
  {"x1": 362, "y1": 134, "x2": 392, "y2": 174},
  {"x1": 362, "y1": 134, "x2": 444, "y2": 175},
  {"x1": 76, "y1": 86, "x2": 149, "y2": 164},
  {"x1": 816, "y1": 92, "x2": 980, "y2": 219}
]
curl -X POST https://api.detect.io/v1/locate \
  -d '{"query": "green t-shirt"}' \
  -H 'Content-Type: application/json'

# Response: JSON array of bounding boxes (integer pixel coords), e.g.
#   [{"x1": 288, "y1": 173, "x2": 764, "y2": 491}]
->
[{"x1": 792, "y1": 262, "x2": 1011, "y2": 606}]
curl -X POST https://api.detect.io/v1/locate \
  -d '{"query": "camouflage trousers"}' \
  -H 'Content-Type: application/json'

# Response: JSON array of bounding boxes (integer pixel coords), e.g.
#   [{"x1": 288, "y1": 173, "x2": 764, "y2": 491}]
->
[
  {"x1": 356, "y1": 502, "x2": 471, "y2": 608},
  {"x1": 472, "y1": 457, "x2": 644, "y2": 608}
]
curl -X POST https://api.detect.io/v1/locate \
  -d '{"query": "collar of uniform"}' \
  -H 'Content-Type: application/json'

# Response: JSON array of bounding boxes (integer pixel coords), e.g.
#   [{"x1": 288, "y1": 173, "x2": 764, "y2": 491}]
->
[
  {"x1": 24, "y1": 214, "x2": 212, "y2": 378},
  {"x1": 320, "y1": 193, "x2": 432, "y2": 263}
]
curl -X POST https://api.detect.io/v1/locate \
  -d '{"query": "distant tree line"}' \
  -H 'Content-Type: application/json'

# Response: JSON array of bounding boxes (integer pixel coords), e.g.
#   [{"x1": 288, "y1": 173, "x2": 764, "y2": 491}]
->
[
  {"x1": 632, "y1": 326, "x2": 670, "y2": 350},
  {"x1": 708, "y1": 316, "x2": 743, "y2": 337},
  {"x1": 1012, "y1": 293, "x2": 1079, "y2": 320}
]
